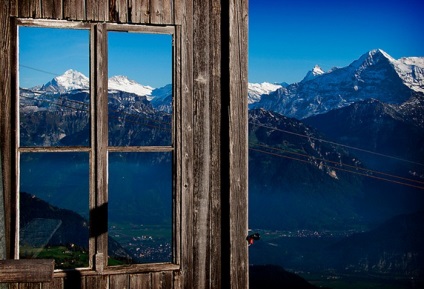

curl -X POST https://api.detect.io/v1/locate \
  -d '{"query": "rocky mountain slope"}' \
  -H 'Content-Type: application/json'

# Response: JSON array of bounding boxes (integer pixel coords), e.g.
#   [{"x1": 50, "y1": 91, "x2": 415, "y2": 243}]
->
[{"x1": 251, "y1": 49, "x2": 424, "y2": 119}]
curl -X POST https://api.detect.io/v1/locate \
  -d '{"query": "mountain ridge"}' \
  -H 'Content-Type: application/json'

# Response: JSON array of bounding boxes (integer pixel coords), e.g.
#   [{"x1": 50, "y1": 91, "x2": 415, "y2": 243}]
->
[
  {"x1": 250, "y1": 49, "x2": 424, "y2": 119},
  {"x1": 34, "y1": 69, "x2": 169, "y2": 100}
]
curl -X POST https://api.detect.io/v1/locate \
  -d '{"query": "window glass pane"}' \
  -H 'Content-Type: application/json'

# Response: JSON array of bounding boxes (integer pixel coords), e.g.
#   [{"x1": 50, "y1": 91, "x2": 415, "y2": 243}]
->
[
  {"x1": 19, "y1": 27, "x2": 90, "y2": 147},
  {"x1": 108, "y1": 32, "x2": 173, "y2": 147},
  {"x1": 19, "y1": 152, "x2": 89, "y2": 269},
  {"x1": 108, "y1": 152, "x2": 172, "y2": 265}
]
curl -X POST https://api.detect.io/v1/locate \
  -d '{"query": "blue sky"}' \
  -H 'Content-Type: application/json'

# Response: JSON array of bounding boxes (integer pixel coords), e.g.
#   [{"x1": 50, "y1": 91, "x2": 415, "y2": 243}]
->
[
  {"x1": 249, "y1": 0, "x2": 424, "y2": 84},
  {"x1": 19, "y1": 27, "x2": 89, "y2": 88},
  {"x1": 19, "y1": 27, "x2": 172, "y2": 88},
  {"x1": 20, "y1": 0, "x2": 424, "y2": 88}
]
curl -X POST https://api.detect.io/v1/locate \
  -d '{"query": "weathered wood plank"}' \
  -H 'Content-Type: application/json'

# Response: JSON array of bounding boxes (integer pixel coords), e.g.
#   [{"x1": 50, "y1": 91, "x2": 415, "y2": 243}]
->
[
  {"x1": 150, "y1": 0, "x2": 172, "y2": 24},
  {"x1": 129, "y1": 273, "x2": 151, "y2": 289},
  {"x1": 180, "y1": 0, "x2": 194, "y2": 288},
  {"x1": 42, "y1": 277, "x2": 63, "y2": 289},
  {"x1": 181, "y1": 1, "x2": 196, "y2": 289},
  {"x1": 173, "y1": 26, "x2": 182, "y2": 267},
  {"x1": 96, "y1": 22, "x2": 109, "y2": 270},
  {"x1": 4, "y1": 9, "x2": 18, "y2": 262},
  {"x1": 208, "y1": 1, "x2": 223, "y2": 288},
  {"x1": 86, "y1": 0, "x2": 108, "y2": 21},
  {"x1": 17, "y1": 0, "x2": 31, "y2": 17},
  {"x1": 109, "y1": 274, "x2": 129, "y2": 289},
  {"x1": 173, "y1": 0, "x2": 184, "y2": 25},
  {"x1": 0, "y1": 259, "x2": 54, "y2": 283},
  {"x1": 228, "y1": 1, "x2": 249, "y2": 289},
  {"x1": 151, "y1": 271, "x2": 173, "y2": 289},
  {"x1": 63, "y1": 0, "x2": 85, "y2": 20},
  {"x1": 10, "y1": 0, "x2": 18, "y2": 17},
  {"x1": 85, "y1": 275, "x2": 107, "y2": 289},
  {"x1": 18, "y1": 283, "x2": 41, "y2": 289},
  {"x1": 128, "y1": 0, "x2": 150, "y2": 24},
  {"x1": 192, "y1": 1, "x2": 212, "y2": 288},
  {"x1": 105, "y1": 23, "x2": 174, "y2": 34},
  {"x1": 193, "y1": 0, "x2": 214, "y2": 289},
  {"x1": 162, "y1": 0, "x2": 173, "y2": 24},
  {"x1": 110, "y1": 0, "x2": 128, "y2": 23},
  {"x1": 18, "y1": 0, "x2": 41, "y2": 18},
  {"x1": 16, "y1": 18, "x2": 90, "y2": 29},
  {"x1": 0, "y1": 0, "x2": 12, "y2": 263},
  {"x1": 162, "y1": 272, "x2": 173, "y2": 289},
  {"x1": 91, "y1": 23, "x2": 109, "y2": 270},
  {"x1": 150, "y1": 0, "x2": 162, "y2": 24},
  {"x1": 41, "y1": 0, "x2": 63, "y2": 19}
]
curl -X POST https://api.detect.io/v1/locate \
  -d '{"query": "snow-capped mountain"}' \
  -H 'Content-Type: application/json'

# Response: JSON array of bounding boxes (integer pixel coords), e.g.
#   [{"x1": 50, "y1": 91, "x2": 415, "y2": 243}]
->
[
  {"x1": 248, "y1": 82, "x2": 283, "y2": 104},
  {"x1": 37, "y1": 70, "x2": 157, "y2": 99},
  {"x1": 108, "y1": 75, "x2": 154, "y2": 99},
  {"x1": 251, "y1": 49, "x2": 424, "y2": 119},
  {"x1": 301, "y1": 65, "x2": 325, "y2": 82},
  {"x1": 393, "y1": 56, "x2": 424, "y2": 94},
  {"x1": 40, "y1": 69, "x2": 89, "y2": 93}
]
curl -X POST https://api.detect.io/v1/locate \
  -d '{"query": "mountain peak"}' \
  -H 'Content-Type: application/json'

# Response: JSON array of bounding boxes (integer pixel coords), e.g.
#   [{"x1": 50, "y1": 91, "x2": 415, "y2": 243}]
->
[
  {"x1": 109, "y1": 75, "x2": 135, "y2": 84},
  {"x1": 352, "y1": 49, "x2": 395, "y2": 70},
  {"x1": 302, "y1": 65, "x2": 325, "y2": 82},
  {"x1": 248, "y1": 82, "x2": 282, "y2": 104},
  {"x1": 312, "y1": 64, "x2": 324, "y2": 74},
  {"x1": 108, "y1": 75, "x2": 154, "y2": 98},
  {"x1": 41, "y1": 69, "x2": 89, "y2": 93}
]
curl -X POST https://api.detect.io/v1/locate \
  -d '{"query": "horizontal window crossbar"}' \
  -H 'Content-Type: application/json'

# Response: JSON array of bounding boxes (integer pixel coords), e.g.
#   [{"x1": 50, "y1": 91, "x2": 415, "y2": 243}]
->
[
  {"x1": 107, "y1": 146, "x2": 174, "y2": 153},
  {"x1": 18, "y1": 147, "x2": 92, "y2": 153}
]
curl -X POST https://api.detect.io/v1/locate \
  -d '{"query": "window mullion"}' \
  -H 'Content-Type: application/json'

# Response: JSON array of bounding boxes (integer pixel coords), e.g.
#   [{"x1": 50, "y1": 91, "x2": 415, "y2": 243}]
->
[{"x1": 91, "y1": 23, "x2": 109, "y2": 272}]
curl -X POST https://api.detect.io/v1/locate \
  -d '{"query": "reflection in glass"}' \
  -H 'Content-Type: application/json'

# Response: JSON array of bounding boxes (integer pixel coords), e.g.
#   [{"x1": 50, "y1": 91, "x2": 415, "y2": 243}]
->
[
  {"x1": 19, "y1": 27, "x2": 90, "y2": 147},
  {"x1": 108, "y1": 32, "x2": 173, "y2": 147},
  {"x1": 19, "y1": 152, "x2": 89, "y2": 269},
  {"x1": 108, "y1": 152, "x2": 172, "y2": 265}
]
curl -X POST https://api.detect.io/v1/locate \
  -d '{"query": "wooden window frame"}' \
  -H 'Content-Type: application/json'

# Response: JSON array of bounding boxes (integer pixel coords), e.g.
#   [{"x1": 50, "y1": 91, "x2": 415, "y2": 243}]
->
[{"x1": 11, "y1": 18, "x2": 181, "y2": 274}]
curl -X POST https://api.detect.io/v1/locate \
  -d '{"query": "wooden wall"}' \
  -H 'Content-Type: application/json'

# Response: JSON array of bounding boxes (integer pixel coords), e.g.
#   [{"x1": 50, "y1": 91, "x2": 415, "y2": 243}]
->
[{"x1": 0, "y1": 0, "x2": 248, "y2": 289}]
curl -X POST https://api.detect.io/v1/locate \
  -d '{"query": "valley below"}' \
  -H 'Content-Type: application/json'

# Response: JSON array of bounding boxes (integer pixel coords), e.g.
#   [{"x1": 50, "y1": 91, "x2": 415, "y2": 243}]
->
[{"x1": 249, "y1": 226, "x2": 424, "y2": 289}]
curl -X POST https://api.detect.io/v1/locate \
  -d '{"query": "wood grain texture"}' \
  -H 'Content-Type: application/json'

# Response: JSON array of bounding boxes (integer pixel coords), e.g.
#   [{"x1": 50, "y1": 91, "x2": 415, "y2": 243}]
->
[
  {"x1": 228, "y1": 1, "x2": 249, "y2": 289},
  {"x1": 150, "y1": 0, "x2": 162, "y2": 24},
  {"x1": 93, "y1": 23, "x2": 109, "y2": 270},
  {"x1": 179, "y1": 0, "x2": 194, "y2": 288},
  {"x1": 129, "y1": 273, "x2": 151, "y2": 288},
  {"x1": 41, "y1": 0, "x2": 63, "y2": 19},
  {"x1": 208, "y1": 1, "x2": 222, "y2": 288},
  {"x1": 42, "y1": 277, "x2": 63, "y2": 289},
  {"x1": 6, "y1": 10, "x2": 18, "y2": 261},
  {"x1": 18, "y1": 0, "x2": 41, "y2": 18},
  {"x1": 173, "y1": 26, "x2": 182, "y2": 267},
  {"x1": 0, "y1": 259, "x2": 54, "y2": 283},
  {"x1": 0, "y1": 0, "x2": 12, "y2": 261},
  {"x1": 110, "y1": 0, "x2": 128, "y2": 23},
  {"x1": 86, "y1": 275, "x2": 107, "y2": 289},
  {"x1": 128, "y1": 0, "x2": 150, "y2": 24},
  {"x1": 86, "y1": 0, "x2": 108, "y2": 21},
  {"x1": 18, "y1": 283, "x2": 41, "y2": 289},
  {"x1": 152, "y1": 271, "x2": 173, "y2": 289},
  {"x1": 192, "y1": 1, "x2": 211, "y2": 288},
  {"x1": 109, "y1": 274, "x2": 129, "y2": 289},
  {"x1": 63, "y1": 0, "x2": 85, "y2": 20},
  {"x1": 173, "y1": 0, "x2": 183, "y2": 24}
]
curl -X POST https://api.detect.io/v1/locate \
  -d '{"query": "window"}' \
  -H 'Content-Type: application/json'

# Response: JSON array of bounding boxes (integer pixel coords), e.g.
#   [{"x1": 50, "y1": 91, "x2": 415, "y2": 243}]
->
[{"x1": 15, "y1": 20, "x2": 178, "y2": 271}]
